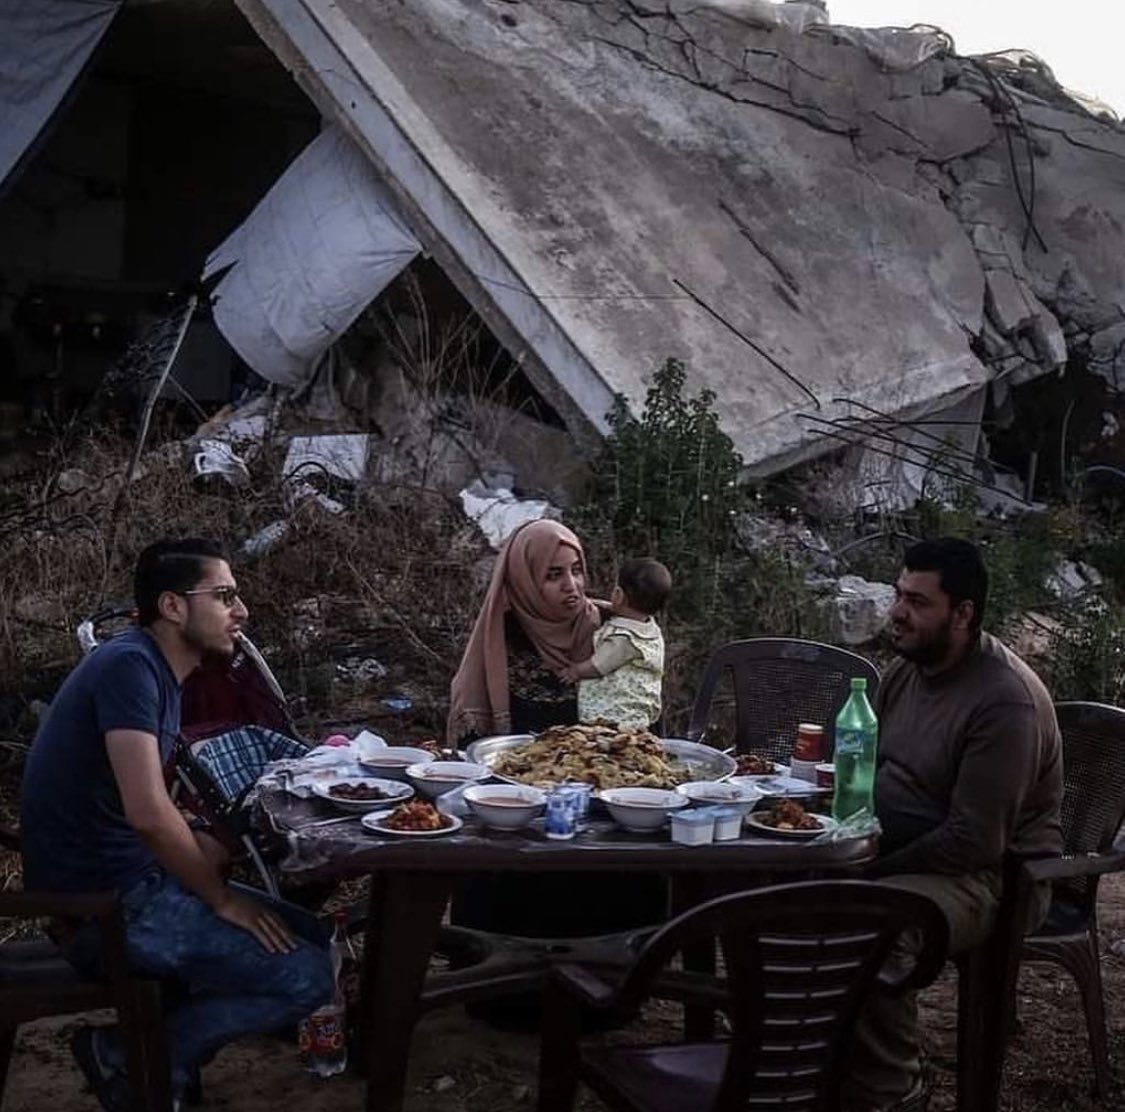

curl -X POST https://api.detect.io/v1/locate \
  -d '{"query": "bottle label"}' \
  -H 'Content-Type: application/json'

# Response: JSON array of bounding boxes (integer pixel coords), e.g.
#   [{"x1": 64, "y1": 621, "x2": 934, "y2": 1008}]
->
[
  {"x1": 299, "y1": 1008, "x2": 346, "y2": 1056},
  {"x1": 835, "y1": 727, "x2": 864, "y2": 756}
]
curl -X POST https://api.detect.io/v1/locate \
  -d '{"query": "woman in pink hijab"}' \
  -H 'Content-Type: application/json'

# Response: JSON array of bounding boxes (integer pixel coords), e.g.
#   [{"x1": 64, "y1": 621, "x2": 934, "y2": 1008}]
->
[
  {"x1": 448, "y1": 519, "x2": 602, "y2": 743},
  {"x1": 448, "y1": 519, "x2": 667, "y2": 1029}
]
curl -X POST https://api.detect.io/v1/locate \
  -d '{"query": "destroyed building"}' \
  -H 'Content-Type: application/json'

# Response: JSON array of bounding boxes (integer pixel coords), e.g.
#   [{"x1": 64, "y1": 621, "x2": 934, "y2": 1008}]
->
[{"x1": 2, "y1": 0, "x2": 1123, "y2": 509}]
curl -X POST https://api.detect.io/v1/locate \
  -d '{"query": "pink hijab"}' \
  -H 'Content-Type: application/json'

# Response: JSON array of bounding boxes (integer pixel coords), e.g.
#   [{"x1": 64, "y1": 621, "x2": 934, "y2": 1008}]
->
[{"x1": 447, "y1": 519, "x2": 601, "y2": 742}]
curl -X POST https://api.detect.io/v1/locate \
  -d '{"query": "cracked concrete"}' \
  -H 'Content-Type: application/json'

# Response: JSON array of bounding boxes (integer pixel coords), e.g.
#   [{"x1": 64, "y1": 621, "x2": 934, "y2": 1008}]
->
[{"x1": 247, "y1": 0, "x2": 1125, "y2": 472}]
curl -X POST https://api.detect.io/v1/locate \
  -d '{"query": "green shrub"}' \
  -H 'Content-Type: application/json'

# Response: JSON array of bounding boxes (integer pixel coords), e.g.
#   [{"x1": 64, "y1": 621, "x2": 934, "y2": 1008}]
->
[
  {"x1": 574, "y1": 358, "x2": 745, "y2": 620},
  {"x1": 1042, "y1": 598, "x2": 1125, "y2": 705}
]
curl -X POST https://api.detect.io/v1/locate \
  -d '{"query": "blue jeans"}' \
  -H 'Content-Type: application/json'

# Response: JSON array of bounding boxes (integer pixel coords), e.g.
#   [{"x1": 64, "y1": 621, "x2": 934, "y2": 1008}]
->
[{"x1": 67, "y1": 872, "x2": 334, "y2": 1090}]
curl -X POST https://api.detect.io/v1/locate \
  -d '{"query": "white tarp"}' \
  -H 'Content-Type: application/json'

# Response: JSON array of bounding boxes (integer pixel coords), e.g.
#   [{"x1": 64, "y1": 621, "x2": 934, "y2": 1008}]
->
[
  {"x1": 204, "y1": 126, "x2": 421, "y2": 387},
  {"x1": 0, "y1": 0, "x2": 122, "y2": 191}
]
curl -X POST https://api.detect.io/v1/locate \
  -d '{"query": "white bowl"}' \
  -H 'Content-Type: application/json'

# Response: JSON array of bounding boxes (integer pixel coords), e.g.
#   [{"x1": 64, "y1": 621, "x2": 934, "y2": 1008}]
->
[
  {"x1": 598, "y1": 787, "x2": 689, "y2": 832},
  {"x1": 406, "y1": 761, "x2": 491, "y2": 799},
  {"x1": 463, "y1": 783, "x2": 546, "y2": 830},
  {"x1": 675, "y1": 779, "x2": 763, "y2": 815},
  {"x1": 357, "y1": 747, "x2": 436, "y2": 782}
]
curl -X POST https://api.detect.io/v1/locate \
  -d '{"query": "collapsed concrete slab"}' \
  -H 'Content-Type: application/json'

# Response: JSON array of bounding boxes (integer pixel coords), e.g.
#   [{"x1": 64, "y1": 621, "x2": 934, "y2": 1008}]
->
[{"x1": 233, "y1": 0, "x2": 1125, "y2": 474}]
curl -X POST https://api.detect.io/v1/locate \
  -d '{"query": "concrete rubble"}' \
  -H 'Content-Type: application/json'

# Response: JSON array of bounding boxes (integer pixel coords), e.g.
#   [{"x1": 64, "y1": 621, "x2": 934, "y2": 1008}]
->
[
  {"x1": 1046, "y1": 559, "x2": 1104, "y2": 600},
  {"x1": 232, "y1": 0, "x2": 1125, "y2": 485},
  {"x1": 824, "y1": 574, "x2": 896, "y2": 646}
]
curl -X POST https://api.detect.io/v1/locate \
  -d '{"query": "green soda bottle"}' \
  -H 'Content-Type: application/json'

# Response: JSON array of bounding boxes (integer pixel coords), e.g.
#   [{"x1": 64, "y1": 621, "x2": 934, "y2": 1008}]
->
[{"x1": 831, "y1": 677, "x2": 878, "y2": 822}]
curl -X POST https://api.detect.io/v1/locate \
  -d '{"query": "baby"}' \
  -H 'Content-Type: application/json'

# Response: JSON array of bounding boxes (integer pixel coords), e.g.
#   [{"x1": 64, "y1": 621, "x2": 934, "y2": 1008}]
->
[{"x1": 560, "y1": 558, "x2": 672, "y2": 730}]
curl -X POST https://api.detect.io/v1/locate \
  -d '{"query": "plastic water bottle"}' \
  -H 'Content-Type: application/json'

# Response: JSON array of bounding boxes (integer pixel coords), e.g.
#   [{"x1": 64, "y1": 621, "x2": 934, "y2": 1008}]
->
[
  {"x1": 831, "y1": 677, "x2": 878, "y2": 822},
  {"x1": 297, "y1": 912, "x2": 356, "y2": 1077}
]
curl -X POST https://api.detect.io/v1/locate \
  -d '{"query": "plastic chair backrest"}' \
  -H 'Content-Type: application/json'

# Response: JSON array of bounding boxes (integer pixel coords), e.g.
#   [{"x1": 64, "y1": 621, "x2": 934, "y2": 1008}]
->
[
  {"x1": 1054, "y1": 701, "x2": 1125, "y2": 909},
  {"x1": 611, "y1": 880, "x2": 948, "y2": 1112},
  {"x1": 687, "y1": 638, "x2": 880, "y2": 761}
]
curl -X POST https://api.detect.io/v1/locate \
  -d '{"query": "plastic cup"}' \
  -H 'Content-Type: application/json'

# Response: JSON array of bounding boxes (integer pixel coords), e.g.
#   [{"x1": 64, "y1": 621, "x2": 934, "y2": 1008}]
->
[{"x1": 544, "y1": 786, "x2": 579, "y2": 840}]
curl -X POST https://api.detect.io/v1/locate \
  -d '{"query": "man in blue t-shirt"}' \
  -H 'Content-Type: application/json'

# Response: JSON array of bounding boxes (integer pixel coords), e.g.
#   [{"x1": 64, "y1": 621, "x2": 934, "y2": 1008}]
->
[{"x1": 21, "y1": 538, "x2": 331, "y2": 1111}]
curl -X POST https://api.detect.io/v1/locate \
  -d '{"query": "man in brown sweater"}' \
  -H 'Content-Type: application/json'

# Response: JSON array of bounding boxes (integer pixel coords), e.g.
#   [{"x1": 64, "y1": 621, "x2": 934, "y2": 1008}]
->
[{"x1": 845, "y1": 537, "x2": 1063, "y2": 1111}]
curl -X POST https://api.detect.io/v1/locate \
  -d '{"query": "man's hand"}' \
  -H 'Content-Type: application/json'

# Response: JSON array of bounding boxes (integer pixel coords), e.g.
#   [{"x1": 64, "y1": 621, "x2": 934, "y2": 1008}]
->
[
  {"x1": 559, "y1": 664, "x2": 581, "y2": 685},
  {"x1": 212, "y1": 890, "x2": 298, "y2": 954}
]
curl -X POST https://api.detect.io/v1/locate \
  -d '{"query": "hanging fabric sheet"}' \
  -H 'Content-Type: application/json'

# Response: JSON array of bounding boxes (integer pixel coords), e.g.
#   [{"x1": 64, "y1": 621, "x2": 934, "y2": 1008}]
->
[{"x1": 204, "y1": 126, "x2": 421, "y2": 387}]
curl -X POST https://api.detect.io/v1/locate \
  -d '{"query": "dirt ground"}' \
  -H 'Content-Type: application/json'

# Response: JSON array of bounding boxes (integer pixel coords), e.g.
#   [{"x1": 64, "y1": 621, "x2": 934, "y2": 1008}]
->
[{"x1": 4, "y1": 871, "x2": 1125, "y2": 1112}]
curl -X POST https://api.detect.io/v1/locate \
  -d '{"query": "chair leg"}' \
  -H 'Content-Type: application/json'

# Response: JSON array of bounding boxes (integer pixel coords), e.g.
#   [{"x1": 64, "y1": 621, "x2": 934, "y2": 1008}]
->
[
  {"x1": 1060, "y1": 934, "x2": 1110, "y2": 1101},
  {"x1": 0, "y1": 1024, "x2": 17, "y2": 1102},
  {"x1": 538, "y1": 979, "x2": 583, "y2": 1112}
]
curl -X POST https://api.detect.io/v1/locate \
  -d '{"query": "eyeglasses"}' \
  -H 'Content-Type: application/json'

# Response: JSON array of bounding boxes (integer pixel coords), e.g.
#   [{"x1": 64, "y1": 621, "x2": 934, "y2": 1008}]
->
[{"x1": 181, "y1": 585, "x2": 242, "y2": 608}]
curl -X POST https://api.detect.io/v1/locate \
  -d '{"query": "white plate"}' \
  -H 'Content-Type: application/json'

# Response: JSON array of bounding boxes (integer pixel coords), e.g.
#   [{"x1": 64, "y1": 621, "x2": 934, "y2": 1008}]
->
[
  {"x1": 360, "y1": 809, "x2": 464, "y2": 837},
  {"x1": 742, "y1": 774, "x2": 825, "y2": 798},
  {"x1": 675, "y1": 780, "x2": 763, "y2": 810},
  {"x1": 744, "y1": 812, "x2": 837, "y2": 839},
  {"x1": 310, "y1": 778, "x2": 413, "y2": 812}
]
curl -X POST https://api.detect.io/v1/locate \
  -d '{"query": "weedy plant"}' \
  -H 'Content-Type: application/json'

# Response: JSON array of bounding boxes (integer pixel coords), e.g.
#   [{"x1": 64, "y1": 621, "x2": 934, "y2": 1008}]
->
[{"x1": 574, "y1": 358, "x2": 745, "y2": 618}]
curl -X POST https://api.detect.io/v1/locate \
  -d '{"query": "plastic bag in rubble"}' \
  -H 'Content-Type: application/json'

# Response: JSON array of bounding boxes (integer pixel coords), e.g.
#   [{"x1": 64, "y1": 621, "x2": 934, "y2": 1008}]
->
[{"x1": 192, "y1": 438, "x2": 251, "y2": 487}]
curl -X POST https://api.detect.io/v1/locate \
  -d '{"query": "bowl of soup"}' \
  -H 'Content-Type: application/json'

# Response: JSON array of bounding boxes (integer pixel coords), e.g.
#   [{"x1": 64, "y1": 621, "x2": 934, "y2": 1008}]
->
[
  {"x1": 357, "y1": 747, "x2": 436, "y2": 782},
  {"x1": 406, "y1": 760, "x2": 491, "y2": 799},
  {"x1": 462, "y1": 783, "x2": 546, "y2": 830}
]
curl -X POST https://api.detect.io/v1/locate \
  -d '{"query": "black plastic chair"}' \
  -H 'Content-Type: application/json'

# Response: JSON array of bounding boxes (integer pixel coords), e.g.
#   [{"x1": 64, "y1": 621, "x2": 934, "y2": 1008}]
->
[
  {"x1": 0, "y1": 882, "x2": 173, "y2": 1111},
  {"x1": 686, "y1": 638, "x2": 880, "y2": 762},
  {"x1": 537, "y1": 880, "x2": 949, "y2": 1112},
  {"x1": 1017, "y1": 701, "x2": 1125, "y2": 1098}
]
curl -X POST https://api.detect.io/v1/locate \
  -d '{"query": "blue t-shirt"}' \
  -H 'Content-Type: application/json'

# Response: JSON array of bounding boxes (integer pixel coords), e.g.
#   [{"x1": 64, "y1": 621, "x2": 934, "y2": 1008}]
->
[{"x1": 20, "y1": 628, "x2": 181, "y2": 893}]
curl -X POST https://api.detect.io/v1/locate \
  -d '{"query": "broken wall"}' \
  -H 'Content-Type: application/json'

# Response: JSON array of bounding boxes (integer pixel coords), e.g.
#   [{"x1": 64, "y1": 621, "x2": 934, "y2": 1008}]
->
[{"x1": 239, "y1": 0, "x2": 1125, "y2": 478}]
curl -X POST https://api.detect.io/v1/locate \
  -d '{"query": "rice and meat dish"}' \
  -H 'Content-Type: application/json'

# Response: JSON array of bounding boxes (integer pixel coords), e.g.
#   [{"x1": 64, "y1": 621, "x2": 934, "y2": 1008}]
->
[
  {"x1": 381, "y1": 800, "x2": 451, "y2": 832},
  {"x1": 758, "y1": 799, "x2": 820, "y2": 831},
  {"x1": 491, "y1": 723, "x2": 686, "y2": 790},
  {"x1": 735, "y1": 752, "x2": 774, "y2": 776}
]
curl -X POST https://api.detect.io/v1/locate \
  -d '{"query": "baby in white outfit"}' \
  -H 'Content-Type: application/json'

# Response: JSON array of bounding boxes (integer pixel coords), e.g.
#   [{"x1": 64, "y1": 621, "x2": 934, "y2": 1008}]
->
[{"x1": 560, "y1": 558, "x2": 672, "y2": 730}]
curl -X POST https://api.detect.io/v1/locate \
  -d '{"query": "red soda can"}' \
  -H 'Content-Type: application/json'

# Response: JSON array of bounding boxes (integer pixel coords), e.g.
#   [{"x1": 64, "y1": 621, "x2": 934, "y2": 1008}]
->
[{"x1": 794, "y1": 724, "x2": 825, "y2": 762}]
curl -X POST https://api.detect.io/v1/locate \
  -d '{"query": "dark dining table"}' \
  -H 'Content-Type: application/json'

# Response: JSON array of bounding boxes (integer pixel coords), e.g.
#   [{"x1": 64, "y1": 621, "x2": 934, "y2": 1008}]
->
[{"x1": 259, "y1": 787, "x2": 879, "y2": 1112}]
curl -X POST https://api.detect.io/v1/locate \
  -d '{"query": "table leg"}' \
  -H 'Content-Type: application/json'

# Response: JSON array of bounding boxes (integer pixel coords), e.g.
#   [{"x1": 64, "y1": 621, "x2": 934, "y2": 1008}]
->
[
  {"x1": 672, "y1": 874, "x2": 718, "y2": 1041},
  {"x1": 358, "y1": 871, "x2": 455, "y2": 1112}
]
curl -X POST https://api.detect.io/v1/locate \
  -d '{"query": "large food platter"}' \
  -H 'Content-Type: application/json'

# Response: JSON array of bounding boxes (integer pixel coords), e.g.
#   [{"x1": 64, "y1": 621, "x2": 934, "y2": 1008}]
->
[{"x1": 464, "y1": 733, "x2": 736, "y2": 788}]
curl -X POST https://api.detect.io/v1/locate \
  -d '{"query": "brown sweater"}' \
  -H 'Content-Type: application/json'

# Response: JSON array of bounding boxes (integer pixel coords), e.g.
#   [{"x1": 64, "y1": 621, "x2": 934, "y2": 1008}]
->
[{"x1": 872, "y1": 632, "x2": 1063, "y2": 876}]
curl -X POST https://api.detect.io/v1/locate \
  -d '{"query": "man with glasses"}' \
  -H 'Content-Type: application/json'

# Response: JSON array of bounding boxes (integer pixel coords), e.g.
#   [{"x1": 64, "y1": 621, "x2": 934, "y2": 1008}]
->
[{"x1": 20, "y1": 538, "x2": 332, "y2": 1111}]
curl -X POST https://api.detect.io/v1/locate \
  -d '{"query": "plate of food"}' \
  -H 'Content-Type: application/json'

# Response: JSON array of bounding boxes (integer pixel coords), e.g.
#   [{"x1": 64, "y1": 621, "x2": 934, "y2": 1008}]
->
[
  {"x1": 361, "y1": 799, "x2": 463, "y2": 837},
  {"x1": 465, "y1": 725, "x2": 735, "y2": 790},
  {"x1": 744, "y1": 799, "x2": 837, "y2": 839},
  {"x1": 310, "y1": 777, "x2": 413, "y2": 812},
  {"x1": 732, "y1": 752, "x2": 788, "y2": 777}
]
